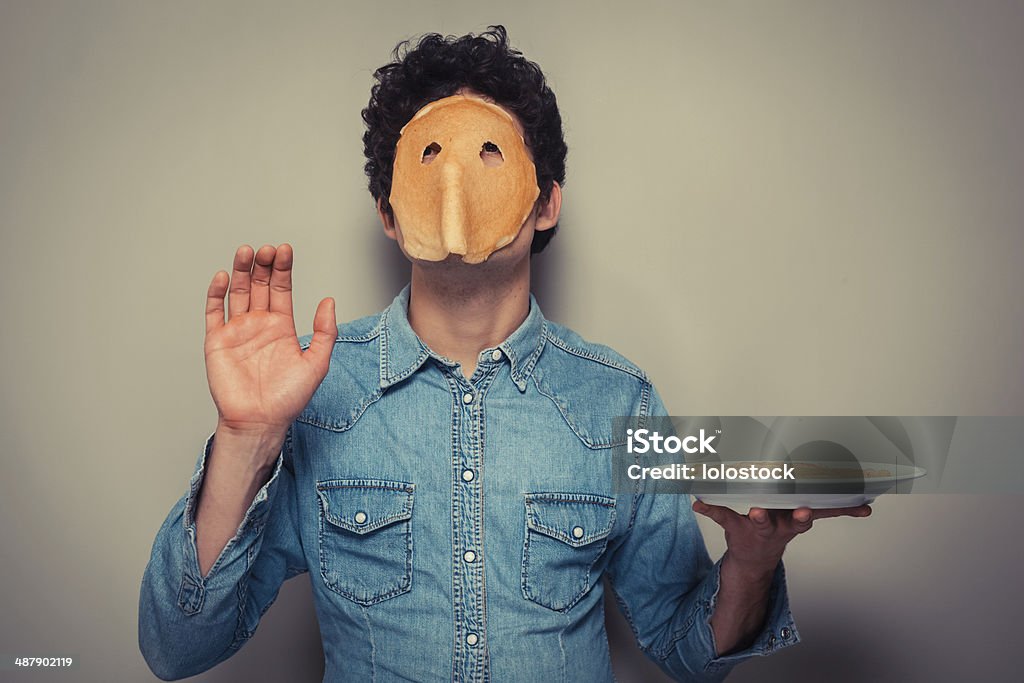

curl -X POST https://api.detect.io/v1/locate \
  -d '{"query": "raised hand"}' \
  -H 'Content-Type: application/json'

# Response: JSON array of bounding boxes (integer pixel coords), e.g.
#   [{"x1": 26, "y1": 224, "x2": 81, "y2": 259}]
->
[{"x1": 204, "y1": 244, "x2": 336, "y2": 444}]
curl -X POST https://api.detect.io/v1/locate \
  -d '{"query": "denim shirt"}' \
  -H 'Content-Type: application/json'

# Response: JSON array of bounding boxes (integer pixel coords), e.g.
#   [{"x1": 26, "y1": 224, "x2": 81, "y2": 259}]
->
[{"x1": 139, "y1": 284, "x2": 799, "y2": 682}]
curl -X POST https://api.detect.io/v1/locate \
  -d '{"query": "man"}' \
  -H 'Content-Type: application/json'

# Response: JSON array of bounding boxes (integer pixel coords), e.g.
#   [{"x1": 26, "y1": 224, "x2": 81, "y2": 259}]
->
[{"x1": 139, "y1": 26, "x2": 869, "y2": 682}]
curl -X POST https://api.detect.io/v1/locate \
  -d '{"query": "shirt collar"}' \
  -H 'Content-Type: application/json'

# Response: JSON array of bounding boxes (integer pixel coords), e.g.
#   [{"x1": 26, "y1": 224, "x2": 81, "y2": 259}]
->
[{"x1": 379, "y1": 283, "x2": 546, "y2": 393}]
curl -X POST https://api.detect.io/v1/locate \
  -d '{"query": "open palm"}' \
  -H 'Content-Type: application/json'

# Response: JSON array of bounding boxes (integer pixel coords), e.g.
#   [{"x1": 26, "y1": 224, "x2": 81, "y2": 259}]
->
[{"x1": 204, "y1": 244, "x2": 336, "y2": 435}]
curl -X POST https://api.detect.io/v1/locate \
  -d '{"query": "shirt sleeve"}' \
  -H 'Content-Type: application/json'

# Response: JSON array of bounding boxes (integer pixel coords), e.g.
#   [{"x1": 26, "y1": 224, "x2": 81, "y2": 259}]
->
[
  {"x1": 138, "y1": 427, "x2": 308, "y2": 681},
  {"x1": 604, "y1": 383, "x2": 799, "y2": 682}
]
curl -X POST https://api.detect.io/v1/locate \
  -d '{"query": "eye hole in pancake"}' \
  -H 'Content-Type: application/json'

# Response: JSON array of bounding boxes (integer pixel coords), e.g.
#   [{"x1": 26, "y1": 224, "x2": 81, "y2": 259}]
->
[
  {"x1": 480, "y1": 141, "x2": 503, "y2": 167},
  {"x1": 422, "y1": 142, "x2": 442, "y2": 164}
]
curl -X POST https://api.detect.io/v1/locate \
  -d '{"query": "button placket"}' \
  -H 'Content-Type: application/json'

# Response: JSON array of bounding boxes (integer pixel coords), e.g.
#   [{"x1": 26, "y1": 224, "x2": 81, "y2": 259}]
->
[{"x1": 448, "y1": 368, "x2": 492, "y2": 679}]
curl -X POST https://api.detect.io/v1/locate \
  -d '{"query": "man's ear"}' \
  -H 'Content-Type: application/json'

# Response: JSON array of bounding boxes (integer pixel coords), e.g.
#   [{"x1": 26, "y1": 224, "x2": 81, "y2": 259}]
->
[
  {"x1": 377, "y1": 197, "x2": 398, "y2": 241},
  {"x1": 533, "y1": 181, "x2": 562, "y2": 232}
]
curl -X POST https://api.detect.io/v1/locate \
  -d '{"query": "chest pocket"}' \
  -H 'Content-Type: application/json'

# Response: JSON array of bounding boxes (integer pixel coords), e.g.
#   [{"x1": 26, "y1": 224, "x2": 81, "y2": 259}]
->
[
  {"x1": 522, "y1": 492, "x2": 616, "y2": 612},
  {"x1": 316, "y1": 479, "x2": 414, "y2": 606}
]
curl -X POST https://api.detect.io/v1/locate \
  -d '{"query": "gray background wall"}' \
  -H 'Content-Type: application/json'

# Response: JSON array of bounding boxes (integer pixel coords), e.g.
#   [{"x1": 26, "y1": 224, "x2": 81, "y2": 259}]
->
[{"x1": 1, "y1": 1, "x2": 1021, "y2": 681}]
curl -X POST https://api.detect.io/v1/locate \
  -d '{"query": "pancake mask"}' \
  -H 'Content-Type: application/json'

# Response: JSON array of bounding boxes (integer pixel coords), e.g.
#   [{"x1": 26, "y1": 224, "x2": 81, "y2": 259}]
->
[{"x1": 389, "y1": 95, "x2": 540, "y2": 264}]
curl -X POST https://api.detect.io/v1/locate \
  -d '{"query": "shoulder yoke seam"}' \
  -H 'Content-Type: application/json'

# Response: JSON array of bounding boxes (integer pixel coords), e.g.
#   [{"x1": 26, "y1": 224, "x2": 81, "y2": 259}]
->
[
  {"x1": 299, "y1": 324, "x2": 381, "y2": 350},
  {"x1": 542, "y1": 331, "x2": 647, "y2": 381}
]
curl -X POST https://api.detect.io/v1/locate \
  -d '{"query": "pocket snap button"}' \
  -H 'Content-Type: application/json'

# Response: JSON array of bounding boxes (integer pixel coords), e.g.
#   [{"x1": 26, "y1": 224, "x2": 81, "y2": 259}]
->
[
  {"x1": 571, "y1": 526, "x2": 584, "y2": 539},
  {"x1": 354, "y1": 511, "x2": 368, "y2": 524}
]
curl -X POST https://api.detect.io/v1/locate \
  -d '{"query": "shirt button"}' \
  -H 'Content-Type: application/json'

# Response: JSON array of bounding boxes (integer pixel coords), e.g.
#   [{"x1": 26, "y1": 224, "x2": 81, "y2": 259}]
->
[
  {"x1": 463, "y1": 550, "x2": 476, "y2": 563},
  {"x1": 768, "y1": 634, "x2": 776, "y2": 647},
  {"x1": 490, "y1": 349, "x2": 502, "y2": 361},
  {"x1": 462, "y1": 392, "x2": 474, "y2": 404},
  {"x1": 466, "y1": 633, "x2": 478, "y2": 646},
  {"x1": 780, "y1": 627, "x2": 791, "y2": 639},
  {"x1": 461, "y1": 469, "x2": 475, "y2": 482},
  {"x1": 571, "y1": 526, "x2": 584, "y2": 539},
  {"x1": 354, "y1": 511, "x2": 367, "y2": 524}
]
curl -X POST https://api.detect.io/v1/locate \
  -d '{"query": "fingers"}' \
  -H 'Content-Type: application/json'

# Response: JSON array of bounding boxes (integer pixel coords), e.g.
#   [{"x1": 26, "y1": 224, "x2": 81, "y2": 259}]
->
[
  {"x1": 224, "y1": 244, "x2": 294, "y2": 318},
  {"x1": 305, "y1": 297, "x2": 337, "y2": 377},
  {"x1": 227, "y1": 245, "x2": 255, "y2": 320},
  {"x1": 249, "y1": 245, "x2": 277, "y2": 312},
  {"x1": 810, "y1": 505, "x2": 872, "y2": 521},
  {"x1": 790, "y1": 507, "x2": 815, "y2": 534},
  {"x1": 205, "y1": 271, "x2": 229, "y2": 333},
  {"x1": 269, "y1": 243, "x2": 294, "y2": 316},
  {"x1": 784, "y1": 505, "x2": 871, "y2": 536},
  {"x1": 748, "y1": 507, "x2": 777, "y2": 537},
  {"x1": 692, "y1": 499, "x2": 740, "y2": 529}
]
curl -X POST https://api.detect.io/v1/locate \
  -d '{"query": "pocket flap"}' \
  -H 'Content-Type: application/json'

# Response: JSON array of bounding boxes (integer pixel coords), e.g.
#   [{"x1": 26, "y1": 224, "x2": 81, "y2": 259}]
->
[
  {"x1": 316, "y1": 479, "x2": 415, "y2": 534},
  {"x1": 525, "y1": 492, "x2": 616, "y2": 547}
]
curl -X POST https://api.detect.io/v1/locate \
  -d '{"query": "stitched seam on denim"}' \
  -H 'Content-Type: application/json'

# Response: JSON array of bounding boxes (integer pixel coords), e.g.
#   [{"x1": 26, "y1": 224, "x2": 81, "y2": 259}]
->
[
  {"x1": 531, "y1": 372, "x2": 618, "y2": 449},
  {"x1": 628, "y1": 382, "x2": 653, "y2": 527},
  {"x1": 317, "y1": 486, "x2": 414, "y2": 531},
  {"x1": 509, "y1": 318, "x2": 547, "y2": 386},
  {"x1": 525, "y1": 497, "x2": 616, "y2": 546},
  {"x1": 522, "y1": 494, "x2": 617, "y2": 612},
  {"x1": 559, "y1": 610, "x2": 569, "y2": 683},
  {"x1": 444, "y1": 370, "x2": 465, "y2": 679},
  {"x1": 176, "y1": 573, "x2": 204, "y2": 615},
  {"x1": 527, "y1": 493, "x2": 616, "y2": 506},
  {"x1": 663, "y1": 560, "x2": 722, "y2": 662},
  {"x1": 542, "y1": 332, "x2": 648, "y2": 381},
  {"x1": 298, "y1": 326, "x2": 378, "y2": 350},
  {"x1": 525, "y1": 522, "x2": 613, "y2": 546},
  {"x1": 378, "y1": 305, "x2": 433, "y2": 388},
  {"x1": 597, "y1": 588, "x2": 615, "y2": 683},
  {"x1": 321, "y1": 512, "x2": 413, "y2": 533},
  {"x1": 359, "y1": 604, "x2": 377, "y2": 683},
  {"x1": 384, "y1": 348, "x2": 431, "y2": 387},
  {"x1": 659, "y1": 609, "x2": 701, "y2": 661},
  {"x1": 531, "y1": 534, "x2": 612, "y2": 612},
  {"x1": 230, "y1": 563, "x2": 254, "y2": 646},
  {"x1": 638, "y1": 381, "x2": 652, "y2": 430},
  {"x1": 520, "y1": 495, "x2": 531, "y2": 603},
  {"x1": 316, "y1": 481, "x2": 414, "y2": 606},
  {"x1": 378, "y1": 311, "x2": 391, "y2": 386},
  {"x1": 474, "y1": 364, "x2": 499, "y2": 681},
  {"x1": 296, "y1": 386, "x2": 384, "y2": 432},
  {"x1": 317, "y1": 480, "x2": 415, "y2": 491}
]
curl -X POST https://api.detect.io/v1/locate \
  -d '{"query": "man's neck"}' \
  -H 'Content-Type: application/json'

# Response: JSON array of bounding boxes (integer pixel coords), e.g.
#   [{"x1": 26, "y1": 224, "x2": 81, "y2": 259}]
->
[{"x1": 407, "y1": 257, "x2": 530, "y2": 379}]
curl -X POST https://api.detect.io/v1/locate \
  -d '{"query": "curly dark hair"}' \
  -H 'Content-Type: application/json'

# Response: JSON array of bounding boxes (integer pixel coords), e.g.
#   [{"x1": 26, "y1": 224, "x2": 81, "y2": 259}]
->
[{"x1": 362, "y1": 25, "x2": 567, "y2": 254}]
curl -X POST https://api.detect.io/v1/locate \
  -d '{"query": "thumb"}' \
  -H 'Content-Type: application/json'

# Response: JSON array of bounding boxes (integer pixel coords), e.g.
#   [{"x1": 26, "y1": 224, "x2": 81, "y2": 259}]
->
[{"x1": 306, "y1": 297, "x2": 337, "y2": 375}]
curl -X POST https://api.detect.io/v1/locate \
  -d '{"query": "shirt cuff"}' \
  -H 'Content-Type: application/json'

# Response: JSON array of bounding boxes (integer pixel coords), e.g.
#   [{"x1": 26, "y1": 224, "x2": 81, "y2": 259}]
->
[
  {"x1": 181, "y1": 433, "x2": 285, "y2": 587},
  {"x1": 691, "y1": 557, "x2": 800, "y2": 676}
]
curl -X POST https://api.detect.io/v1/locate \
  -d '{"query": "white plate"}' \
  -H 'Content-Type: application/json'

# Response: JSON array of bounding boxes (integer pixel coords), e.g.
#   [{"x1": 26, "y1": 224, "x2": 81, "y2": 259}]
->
[{"x1": 692, "y1": 462, "x2": 927, "y2": 512}]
